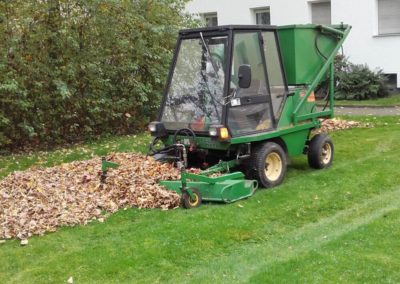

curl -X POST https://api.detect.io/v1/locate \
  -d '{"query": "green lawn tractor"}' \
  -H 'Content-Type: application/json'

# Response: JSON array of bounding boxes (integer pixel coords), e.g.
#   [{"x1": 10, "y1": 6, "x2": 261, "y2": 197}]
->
[{"x1": 146, "y1": 24, "x2": 351, "y2": 208}]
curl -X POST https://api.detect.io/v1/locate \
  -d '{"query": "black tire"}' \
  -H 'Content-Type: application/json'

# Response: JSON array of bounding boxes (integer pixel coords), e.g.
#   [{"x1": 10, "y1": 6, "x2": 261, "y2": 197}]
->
[
  {"x1": 307, "y1": 134, "x2": 334, "y2": 169},
  {"x1": 250, "y1": 142, "x2": 287, "y2": 189},
  {"x1": 181, "y1": 188, "x2": 202, "y2": 209}
]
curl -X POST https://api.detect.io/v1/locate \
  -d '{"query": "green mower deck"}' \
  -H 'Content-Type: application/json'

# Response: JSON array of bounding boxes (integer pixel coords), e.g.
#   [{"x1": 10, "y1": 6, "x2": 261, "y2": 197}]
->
[{"x1": 160, "y1": 175, "x2": 257, "y2": 203}]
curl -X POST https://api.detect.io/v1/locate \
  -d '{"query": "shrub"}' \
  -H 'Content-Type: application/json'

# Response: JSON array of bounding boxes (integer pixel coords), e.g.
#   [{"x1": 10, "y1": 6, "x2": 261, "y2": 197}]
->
[
  {"x1": 332, "y1": 55, "x2": 389, "y2": 100},
  {"x1": 0, "y1": 0, "x2": 192, "y2": 150},
  {"x1": 316, "y1": 55, "x2": 389, "y2": 101}
]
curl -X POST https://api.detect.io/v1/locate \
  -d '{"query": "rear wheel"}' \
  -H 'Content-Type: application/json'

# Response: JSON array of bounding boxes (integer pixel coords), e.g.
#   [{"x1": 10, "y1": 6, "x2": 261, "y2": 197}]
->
[
  {"x1": 181, "y1": 188, "x2": 202, "y2": 209},
  {"x1": 307, "y1": 134, "x2": 334, "y2": 169},
  {"x1": 251, "y1": 142, "x2": 287, "y2": 188}
]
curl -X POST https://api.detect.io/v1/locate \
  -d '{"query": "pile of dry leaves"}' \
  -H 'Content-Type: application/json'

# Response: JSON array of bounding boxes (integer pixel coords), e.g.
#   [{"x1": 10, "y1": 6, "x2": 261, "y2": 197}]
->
[
  {"x1": 0, "y1": 153, "x2": 181, "y2": 241},
  {"x1": 315, "y1": 118, "x2": 365, "y2": 133}
]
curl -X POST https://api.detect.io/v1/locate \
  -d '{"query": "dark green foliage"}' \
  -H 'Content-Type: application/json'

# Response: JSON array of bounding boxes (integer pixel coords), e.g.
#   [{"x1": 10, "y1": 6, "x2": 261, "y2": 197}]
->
[
  {"x1": 334, "y1": 55, "x2": 389, "y2": 100},
  {"x1": 0, "y1": 0, "x2": 191, "y2": 149}
]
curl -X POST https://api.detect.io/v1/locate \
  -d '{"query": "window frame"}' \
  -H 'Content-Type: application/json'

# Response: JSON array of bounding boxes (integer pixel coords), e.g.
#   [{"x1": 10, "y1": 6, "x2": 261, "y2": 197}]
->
[
  {"x1": 158, "y1": 30, "x2": 231, "y2": 136},
  {"x1": 160, "y1": 36, "x2": 229, "y2": 132},
  {"x1": 225, "y1": 30, "x2": 276, "y2": 137},
  {"x1": 261, "y1": 31, "x2": 289, "y2": 120},
  {"x1": 202, "y1": 13, "x2": 218, "y2": 27},
  {"x1": 309, "y1": 0, "x2": 332, "y2": 25},
  {"x1": 377, "y1": 0, "x2": 400, "y2": 36},
  {"x1": 253, "y1": 7, "x2": 271, "y2": 25}
]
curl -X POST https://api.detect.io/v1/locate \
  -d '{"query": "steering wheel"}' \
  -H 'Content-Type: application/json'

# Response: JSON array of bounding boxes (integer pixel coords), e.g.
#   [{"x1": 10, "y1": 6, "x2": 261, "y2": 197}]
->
[{"x1": 173, "y1": 128, "x2": 197, "y2": 144}]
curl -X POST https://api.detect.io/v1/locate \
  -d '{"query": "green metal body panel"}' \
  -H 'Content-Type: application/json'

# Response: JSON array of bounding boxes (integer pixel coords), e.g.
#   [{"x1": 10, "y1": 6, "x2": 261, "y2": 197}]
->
[
  {"x1": 278, "y1": 89, "x2": 321, "y2": 127},
  {"x1": 160, "y1": 160, "x2": 258, "y2": 203},
  {"x1": 281, "y1": 130, "x2": 310, "y2": 156},
  {"x1": 200, "y1": 159, "x2": 238, "y2": 175},
  {"x1": 277, "y1": 93, "x2": 297, "y2": 128},
  {"x1": 163, "y1": 135, "x2": 230, "y2": 151},
  {"x1": 160, "y1": 179, "x2": 257, "y2": 203},
  {"x1": 184, "y1": 171, "x2": 244, "y2": 184},
  {"x1": 290, "y1": 25, "x2": 351, "y2": 124},
  {"x1": 277, "y1": 24, "x2": 346, "y2": 85},
  {"x1": 230, "y1": 121, "x2": 313, "y2": 144},
  {"x1": 229, "y1": 122, "x2": 314, "y2": 158}
]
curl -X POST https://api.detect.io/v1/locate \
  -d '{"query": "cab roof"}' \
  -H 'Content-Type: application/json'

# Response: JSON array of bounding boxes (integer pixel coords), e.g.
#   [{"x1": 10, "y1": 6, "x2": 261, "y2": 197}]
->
[{"x1": 179, "y1": 25, "x2": 278, "y2": 35}]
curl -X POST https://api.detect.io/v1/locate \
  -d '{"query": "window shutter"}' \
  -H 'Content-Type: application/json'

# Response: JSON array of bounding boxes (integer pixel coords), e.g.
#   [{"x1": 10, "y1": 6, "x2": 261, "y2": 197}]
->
[
  {"x1": 311, "y1": 2, "x2": 331, "y2": 25},
  {"x1": 378, "y1": 0, "x2": 400, "y2": 34}
]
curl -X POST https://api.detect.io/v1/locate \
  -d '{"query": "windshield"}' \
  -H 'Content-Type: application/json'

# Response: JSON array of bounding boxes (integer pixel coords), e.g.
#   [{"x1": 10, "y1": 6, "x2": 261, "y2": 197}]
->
[{"x1": 161, "y1": 36, "x2": 228, "y2": 132}]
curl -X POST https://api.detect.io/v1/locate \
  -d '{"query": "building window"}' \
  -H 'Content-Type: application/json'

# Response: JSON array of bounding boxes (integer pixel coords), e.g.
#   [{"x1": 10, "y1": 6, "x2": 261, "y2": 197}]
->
[
  {"x1": 310, "y1": 1, "x2": 331, "y2": 25},
  {"x1": 203, "y1": 13, "x2": 218, "y2": 27},
  {"x1": 385, "y1": 74, "x2": 399, "y2": 91},
  {"x1": 254, "y1": 8, "x2": 271, "y2": 25},
  {"x1": 378, "y1": 0, "x2": 400, "y2": 35}
]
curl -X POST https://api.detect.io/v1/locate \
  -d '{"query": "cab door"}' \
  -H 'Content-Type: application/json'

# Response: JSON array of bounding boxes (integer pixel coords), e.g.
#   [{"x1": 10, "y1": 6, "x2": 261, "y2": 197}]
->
[
  {"x1": 227, "y1": 31, "x2": 274, "y2": 136},
  {"x1": 261, "y1": 31, "x2": 288, "y2": 120}
]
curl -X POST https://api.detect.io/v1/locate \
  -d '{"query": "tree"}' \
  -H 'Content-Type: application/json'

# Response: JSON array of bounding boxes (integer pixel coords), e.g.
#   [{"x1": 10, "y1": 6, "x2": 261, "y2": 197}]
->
[{"x1": 0, "y1": 0, "x2": 192, "y2": 150}]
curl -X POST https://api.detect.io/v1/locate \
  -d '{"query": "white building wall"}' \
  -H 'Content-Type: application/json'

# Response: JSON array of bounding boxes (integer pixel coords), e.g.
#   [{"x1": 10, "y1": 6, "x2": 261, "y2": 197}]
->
[
  {"x1": 186, "y1": 0, "x2": 309, "y2": 26},
  {"x1": 332, "y1": 0, "x2": 400, "y2": 88},
  {"x1": 186, "y1": 0, "x2": 400, "y2": 88}
]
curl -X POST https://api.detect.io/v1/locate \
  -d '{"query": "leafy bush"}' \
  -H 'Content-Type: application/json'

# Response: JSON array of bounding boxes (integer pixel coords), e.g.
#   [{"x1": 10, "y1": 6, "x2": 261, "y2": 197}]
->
[
  {"x1": 334, "y1": 55, "x2": 389, "y2": 100},
  {"x1": 0, "y1": 0, "x2": 192, "y2": 150}
]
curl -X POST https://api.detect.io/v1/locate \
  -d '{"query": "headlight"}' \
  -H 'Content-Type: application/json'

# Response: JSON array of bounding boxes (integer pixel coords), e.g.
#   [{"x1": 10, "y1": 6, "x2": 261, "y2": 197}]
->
[
  {"x1": 219, "y1": 127, "x2": 230, "y2": 140},
  {"x1": 208, "y1": 125, "x2": 230, "y2": 141},
  {"x1": 209, "y1": 126, "x2": 218, "y2": 137},
  {"x1": 148, "y1": 123, "x2": 157, "y2": 132},
  {"x1": 148, "y1": 121, "x2": 167, "y2": 137}
]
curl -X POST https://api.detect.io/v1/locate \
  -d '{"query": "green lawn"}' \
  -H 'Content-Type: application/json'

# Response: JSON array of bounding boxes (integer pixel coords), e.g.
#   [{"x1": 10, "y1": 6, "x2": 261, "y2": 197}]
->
[
  {"x1": 332, "y1": 94, "x2": 400, "y2": 107},
  {"x1": 1, "y1": 116, "x2": 400, "y2": 283}
]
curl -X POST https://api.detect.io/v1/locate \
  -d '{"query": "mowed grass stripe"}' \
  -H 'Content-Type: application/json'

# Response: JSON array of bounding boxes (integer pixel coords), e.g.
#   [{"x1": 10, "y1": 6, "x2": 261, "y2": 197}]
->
[
  {"x1": 175, "y1": 126, "x2": 400, "y2": 283},
  {"x1": 182, "y1": 187, "x2": 400, "y2": 283},
  {"x1": 249, "y1": 208, "x2": 400, "y2": 284}
]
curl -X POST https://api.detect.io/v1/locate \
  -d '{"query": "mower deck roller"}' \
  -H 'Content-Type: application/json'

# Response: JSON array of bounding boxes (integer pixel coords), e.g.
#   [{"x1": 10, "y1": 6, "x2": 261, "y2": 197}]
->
[{"x1": 144, "y1": 24, "x2": 351, "y2": 208}]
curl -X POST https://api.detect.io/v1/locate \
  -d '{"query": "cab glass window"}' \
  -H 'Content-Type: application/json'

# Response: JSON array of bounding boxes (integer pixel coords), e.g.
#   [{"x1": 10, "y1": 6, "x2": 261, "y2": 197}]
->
[
  {"x1": 161, "y1": 36, "x2": 228, "y2": 132},
  {"x1": 228, "y1": 32, "x2": 272, "y2": 136},
  {"x1": 262, "y1": 31, "x2": 286, "y2": 119}
]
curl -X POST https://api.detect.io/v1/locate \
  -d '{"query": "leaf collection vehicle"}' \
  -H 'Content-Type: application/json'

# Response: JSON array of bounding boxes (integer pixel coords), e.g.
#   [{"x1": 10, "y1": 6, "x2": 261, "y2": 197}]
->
[{"x1": 106, "y1": 23, "x2": 351, "y2": 208}]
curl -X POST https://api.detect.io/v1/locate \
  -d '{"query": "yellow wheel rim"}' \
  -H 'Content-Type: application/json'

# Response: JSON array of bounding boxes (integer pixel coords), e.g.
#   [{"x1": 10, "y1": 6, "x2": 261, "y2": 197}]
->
[
  {"x1": 189, "y1": 193, "x2": 199, "y2": 207},
  {"x1": 264, "y1": 152, "x2": 282, "y2": 182},
  {"x1": 320, "y1": 143, "x2": 332, "y2": 165}
]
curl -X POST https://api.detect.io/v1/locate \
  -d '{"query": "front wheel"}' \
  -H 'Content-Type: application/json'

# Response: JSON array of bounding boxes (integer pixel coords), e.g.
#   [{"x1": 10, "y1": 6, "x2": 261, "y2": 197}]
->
[
  {"x1": 181, "y1": 188, "x2": 202, "y2": 209},
  {"x1": 307, "y1": 134, "x2": 334, "y2": 169},
  {"x1": 251, "y1": 142, "x2": 287, "y2": 189}
]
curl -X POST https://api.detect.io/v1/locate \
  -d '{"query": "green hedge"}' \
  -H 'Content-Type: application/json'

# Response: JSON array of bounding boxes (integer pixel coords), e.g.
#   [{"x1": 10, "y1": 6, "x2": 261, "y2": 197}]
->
[{"x1": 0, "y1": 0, "x2": 191, "y2": 150}]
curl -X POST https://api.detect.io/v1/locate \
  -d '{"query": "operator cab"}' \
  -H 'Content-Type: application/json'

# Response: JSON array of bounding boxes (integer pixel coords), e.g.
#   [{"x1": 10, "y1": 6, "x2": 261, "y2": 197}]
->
[{"x1": 153, "y1": 25, "x2": 288, "y2": 139}]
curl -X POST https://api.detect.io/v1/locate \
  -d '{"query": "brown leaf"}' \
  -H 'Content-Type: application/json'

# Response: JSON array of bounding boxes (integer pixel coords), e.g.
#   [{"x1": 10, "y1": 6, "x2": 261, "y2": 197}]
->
[
  {"x1": 313, "y1": 118, "x2": 365, "y2": 134},
  {"x1": 0, "y1": 153, "x2": 180, "y2": 240}
]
